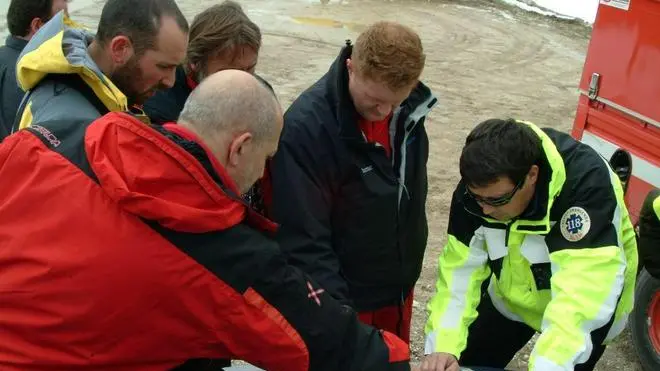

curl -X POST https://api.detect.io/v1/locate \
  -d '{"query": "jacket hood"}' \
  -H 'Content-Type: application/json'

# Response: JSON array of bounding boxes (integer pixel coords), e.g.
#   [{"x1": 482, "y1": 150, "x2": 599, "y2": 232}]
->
[
  {"x1": 16, "y1": 11, "x2": 127, "y2": 112},
  {"x1": 84, "y1": 112, "x2": 274, "y2": 233}
]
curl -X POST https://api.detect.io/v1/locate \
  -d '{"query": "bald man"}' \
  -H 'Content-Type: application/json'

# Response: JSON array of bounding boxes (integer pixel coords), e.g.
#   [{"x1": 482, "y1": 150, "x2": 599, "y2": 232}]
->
[{"x1": 0, "y1": 70, "x2": 412, "y2": 371}]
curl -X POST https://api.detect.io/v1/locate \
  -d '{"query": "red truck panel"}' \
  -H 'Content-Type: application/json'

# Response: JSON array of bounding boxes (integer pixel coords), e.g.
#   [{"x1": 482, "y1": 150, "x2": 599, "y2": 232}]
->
[
  {"x1": 579, "y1": 1, "x2": 660, "y2": 121},
  {"x1": 572, "y1": 1, "x2": 660, "y2": 224}
]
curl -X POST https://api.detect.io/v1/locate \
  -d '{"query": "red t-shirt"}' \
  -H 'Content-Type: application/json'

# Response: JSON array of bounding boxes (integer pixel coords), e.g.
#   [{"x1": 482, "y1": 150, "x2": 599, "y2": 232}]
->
[{"x1": 358, "y1": 113, "x2": 392, "y2": 158}]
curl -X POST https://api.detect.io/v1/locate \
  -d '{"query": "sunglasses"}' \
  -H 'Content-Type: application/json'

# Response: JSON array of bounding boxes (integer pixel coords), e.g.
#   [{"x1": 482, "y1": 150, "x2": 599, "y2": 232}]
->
[{"x1": 465, "y1": 178, "x2": 525, "y2": 207}]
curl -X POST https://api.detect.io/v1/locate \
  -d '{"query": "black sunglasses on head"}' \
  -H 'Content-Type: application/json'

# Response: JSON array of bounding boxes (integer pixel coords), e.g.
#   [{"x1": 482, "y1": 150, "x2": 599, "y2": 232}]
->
[{"x1": 465, "y1": 178, "x2": 525, "y2": 207}]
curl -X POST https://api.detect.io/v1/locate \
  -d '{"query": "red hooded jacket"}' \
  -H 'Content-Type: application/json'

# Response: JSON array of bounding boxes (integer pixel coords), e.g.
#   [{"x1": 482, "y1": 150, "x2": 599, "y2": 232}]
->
[{"x1": 0, "y1": 112, "x2": 409, "y2": 371}]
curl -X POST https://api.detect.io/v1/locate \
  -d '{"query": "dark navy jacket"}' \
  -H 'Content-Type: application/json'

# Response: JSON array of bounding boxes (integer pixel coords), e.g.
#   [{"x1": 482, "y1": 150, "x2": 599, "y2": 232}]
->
[
  {"x1": 270, "y1": 43, "x2": 438, "y2": 311},
  {"x1": 0, "y1": 35, "x2": 28, "y2": 140}
]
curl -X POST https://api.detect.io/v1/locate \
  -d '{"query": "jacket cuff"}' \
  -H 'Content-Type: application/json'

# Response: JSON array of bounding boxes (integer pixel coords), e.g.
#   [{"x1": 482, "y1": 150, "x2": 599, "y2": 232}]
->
[
  {"x1": 424, "y1": 331, "x2": 461, "y2": 359},
  {"x1": 381, "y1": 330, "x2": 410, "y2": 362}
]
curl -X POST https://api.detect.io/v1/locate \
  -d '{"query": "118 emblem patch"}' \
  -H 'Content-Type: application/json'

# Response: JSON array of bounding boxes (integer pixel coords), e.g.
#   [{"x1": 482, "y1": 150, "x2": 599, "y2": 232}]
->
[{"x1": 560, "y1": 206, "x2": 592, "y2": 242}]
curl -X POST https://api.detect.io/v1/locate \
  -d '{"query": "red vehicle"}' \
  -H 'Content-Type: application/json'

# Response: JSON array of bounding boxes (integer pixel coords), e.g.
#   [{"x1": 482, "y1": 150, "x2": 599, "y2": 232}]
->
[{"x1": 571, "y1": 1, "x2": 660, "y2": 369}]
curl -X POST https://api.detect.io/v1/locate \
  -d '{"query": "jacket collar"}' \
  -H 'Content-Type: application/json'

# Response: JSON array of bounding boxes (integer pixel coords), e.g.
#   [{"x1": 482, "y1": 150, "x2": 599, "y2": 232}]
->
[
  {"x1": 161, "y1": 122, "x2": 278, "y2": 234},
  {"x1": 324, "y1": 43, "x2": 360, "y2": 141},
  {"x1": 4, "y1": 35, "x2": 28, "y2": 52}
]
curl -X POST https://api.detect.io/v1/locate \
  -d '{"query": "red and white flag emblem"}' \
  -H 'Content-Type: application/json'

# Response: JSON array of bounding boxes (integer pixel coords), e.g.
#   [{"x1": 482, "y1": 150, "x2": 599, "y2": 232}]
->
[{"x1": 307, "y1": 281, "x2": 325, "y2": 306}]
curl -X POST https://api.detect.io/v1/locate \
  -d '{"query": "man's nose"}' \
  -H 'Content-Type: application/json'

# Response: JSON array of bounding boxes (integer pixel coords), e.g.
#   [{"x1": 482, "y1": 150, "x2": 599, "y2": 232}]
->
[
  {"x1": 161, "y1": 70, "x2": 176, "y2": 89},
  {"x1": 479, "y1": 202, "x2": 495, "y2": 216}
]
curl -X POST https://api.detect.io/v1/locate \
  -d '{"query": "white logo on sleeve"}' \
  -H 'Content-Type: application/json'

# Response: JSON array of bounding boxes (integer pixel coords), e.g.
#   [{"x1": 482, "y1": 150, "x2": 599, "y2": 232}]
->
[{"x1": 560, "y1": 207, "x2": 591, "y2": 242}]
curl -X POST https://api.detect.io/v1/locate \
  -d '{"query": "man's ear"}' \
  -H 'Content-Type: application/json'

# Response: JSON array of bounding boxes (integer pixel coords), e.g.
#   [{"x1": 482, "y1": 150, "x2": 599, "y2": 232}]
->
[
  {"x1": 346, "y1": 58, "x2": 353, "y2": 72},
  {"x1": 528, "y1": 164, "x2": 540, "y2": 186},
  {"x1": 227, "y1": 132, "x2": 253, "y2": 167},
  {"x1": 29, "y1": 17, "x2": 45, "y2": 36},
  {"x1": 109, "y1": 35, "x2": 135, "y2": 65}
]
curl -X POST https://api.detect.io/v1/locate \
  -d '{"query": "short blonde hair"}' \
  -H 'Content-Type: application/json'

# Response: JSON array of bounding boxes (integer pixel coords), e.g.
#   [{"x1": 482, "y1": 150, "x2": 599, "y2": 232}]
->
[{"x1": 352, "y1": 21, "x2": 425, "y2": 90}]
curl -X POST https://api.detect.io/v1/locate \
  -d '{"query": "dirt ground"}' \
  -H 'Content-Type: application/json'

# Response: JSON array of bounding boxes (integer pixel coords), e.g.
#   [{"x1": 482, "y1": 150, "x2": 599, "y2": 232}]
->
[{"x1": 37, "y1": 0, "x2": 642, "y2": 369}]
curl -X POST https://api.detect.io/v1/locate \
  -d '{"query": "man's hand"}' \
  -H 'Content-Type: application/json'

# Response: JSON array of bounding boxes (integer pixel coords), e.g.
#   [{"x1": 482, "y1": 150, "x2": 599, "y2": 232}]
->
[{"x1": 420, "y1": 352, "x2": 460, "y2": 371}]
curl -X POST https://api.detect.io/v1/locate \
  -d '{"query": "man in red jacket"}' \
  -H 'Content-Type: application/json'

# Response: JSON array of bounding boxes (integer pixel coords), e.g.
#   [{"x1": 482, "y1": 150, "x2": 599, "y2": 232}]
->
[{"x1": 0, "y1": 70, "x2": 411, "y2": 371}]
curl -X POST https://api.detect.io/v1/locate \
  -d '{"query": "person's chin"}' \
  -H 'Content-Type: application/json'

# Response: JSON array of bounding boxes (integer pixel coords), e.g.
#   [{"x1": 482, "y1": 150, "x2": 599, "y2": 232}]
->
[
  {"x1": 131, "y1": 91, "x2": 156, "y2": 106},
  {"x1": 144, "y1": 90, "x2": 157, "y2": 99},
  {"x1": 365, "y1": 113, "x2": 387, "y2": 121}
]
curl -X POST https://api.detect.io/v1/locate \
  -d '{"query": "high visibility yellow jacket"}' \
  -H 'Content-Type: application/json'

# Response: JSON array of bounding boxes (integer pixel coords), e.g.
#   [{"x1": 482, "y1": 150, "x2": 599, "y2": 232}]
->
[{"x1": 425, "y1": 122, "x2": 638, "y2": 370}]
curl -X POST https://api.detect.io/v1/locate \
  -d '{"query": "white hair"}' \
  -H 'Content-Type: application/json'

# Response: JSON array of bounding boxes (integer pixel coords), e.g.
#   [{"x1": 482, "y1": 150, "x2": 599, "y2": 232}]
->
[{"x1": 178, "y1": 71, "x2": 280, "y2": 144}]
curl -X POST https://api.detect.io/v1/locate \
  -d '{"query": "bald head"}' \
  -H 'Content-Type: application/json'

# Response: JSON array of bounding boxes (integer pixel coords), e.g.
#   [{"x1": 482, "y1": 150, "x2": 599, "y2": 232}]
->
[
  {"x1": 178, "y1": 69, "x2": 281, "y2": 146},
  {"x1": 178, "y1": 69, "x2": 282, "y2": 193}
]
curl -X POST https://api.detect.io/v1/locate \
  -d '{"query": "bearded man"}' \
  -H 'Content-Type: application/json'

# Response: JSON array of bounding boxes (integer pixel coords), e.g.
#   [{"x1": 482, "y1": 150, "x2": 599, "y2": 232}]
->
[{"x1": 13, "y1": 0, "x2": 188, "y2": 129}]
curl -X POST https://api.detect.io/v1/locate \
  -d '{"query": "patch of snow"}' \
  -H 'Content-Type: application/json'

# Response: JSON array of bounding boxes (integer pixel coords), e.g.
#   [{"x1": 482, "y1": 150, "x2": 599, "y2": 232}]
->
[
  {"x1": 497, "y1": 9, "x2": 516, "y2": 21},
  {"x1": 500, "y1": 0, "x2": 575, "y2": 20},
  {"x1": 501, "y1": 0, "x2": 600, "y2": 24},
  {"x1": 455, "y1": 4, "x2": 490, "y2": 13},
  {"x1": 531, "y1": 0, "x2": 600, "y2": 23}
]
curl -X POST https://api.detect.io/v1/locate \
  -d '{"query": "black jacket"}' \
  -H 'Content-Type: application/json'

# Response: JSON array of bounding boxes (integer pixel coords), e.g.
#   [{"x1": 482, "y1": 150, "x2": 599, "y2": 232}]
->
[
  {"x1": 143, "y1": 66, "x2": 275, "y2": 125},
  {"x1": 639, "y1": 189, "x2": 660, "y2": 278},
  {"x1": 270, "y1": 44, "x2": 438, "y2": 311},
  {"x1": 0, "y1": 35, "x2": 28, "y2": 140}
]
